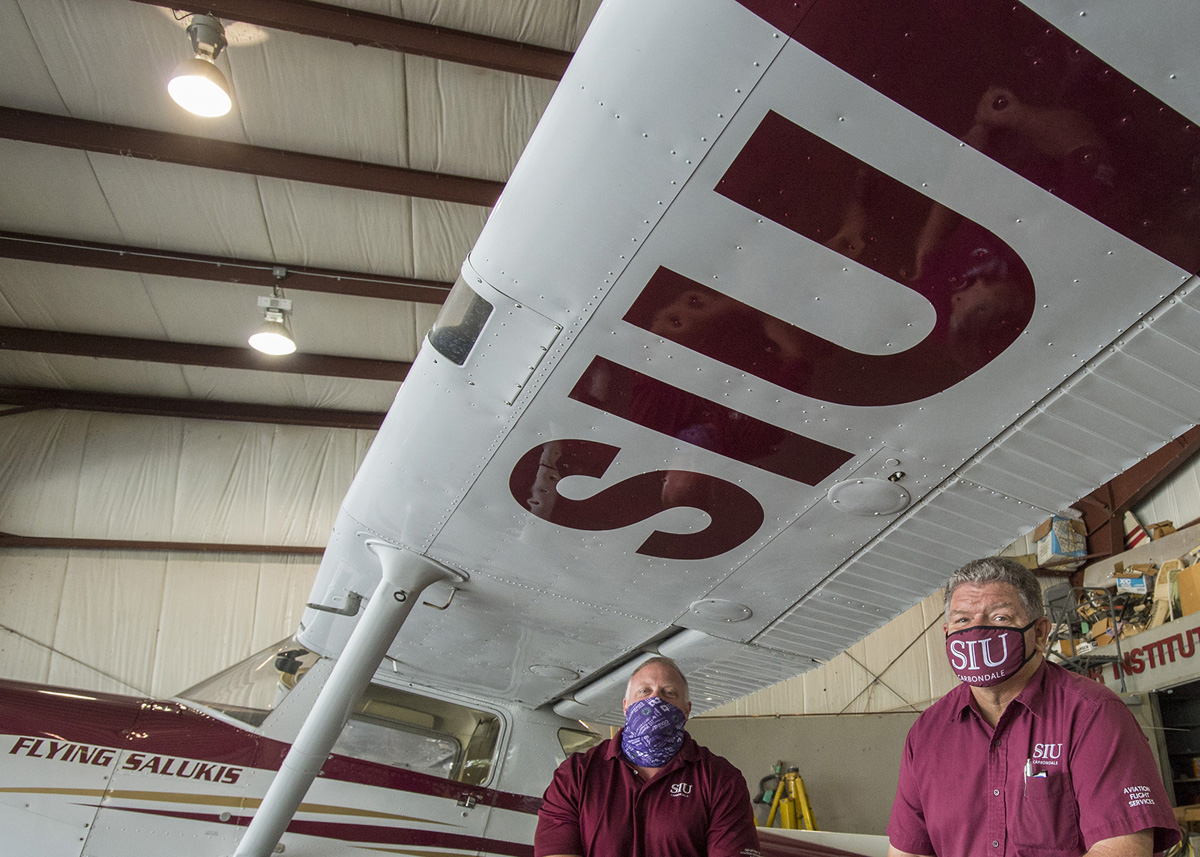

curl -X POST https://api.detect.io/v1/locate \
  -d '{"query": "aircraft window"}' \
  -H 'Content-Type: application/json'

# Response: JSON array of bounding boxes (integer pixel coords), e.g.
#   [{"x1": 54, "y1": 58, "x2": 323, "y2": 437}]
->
[
  {"x1": 178, "y1": 637, "x2": 318, "y2": 727},
  {"x1": 333, "y1": 716, "x2": 459, "y2": 778},
  {"x1": 180, "y1": 640, "x2": 502, "y2": 784},
  {"x1": 558, "y1": 727, "x2": 603, "y2": 758},
  {"x1": 428, "y1": 277, "x2": 493, "y2": 365},
  {"x1": 333, "y1": 682, "x2": 502, "y2": 785}
]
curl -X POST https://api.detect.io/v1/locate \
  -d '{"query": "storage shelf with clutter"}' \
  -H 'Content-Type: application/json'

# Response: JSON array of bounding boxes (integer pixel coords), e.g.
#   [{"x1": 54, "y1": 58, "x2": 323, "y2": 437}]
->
[
  {"x1": 1044, "y1": 520, "x2": 1200, "y2": 685},
  {"x1": 1082, "y1": 520, "x2": 1200, "y2": 629}
]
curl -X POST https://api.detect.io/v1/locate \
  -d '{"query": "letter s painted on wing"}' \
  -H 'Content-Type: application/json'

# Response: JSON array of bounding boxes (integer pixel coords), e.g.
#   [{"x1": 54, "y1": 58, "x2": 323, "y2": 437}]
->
[{"x1": 509, "y1": 439, "x2": 764, "y2": 560}]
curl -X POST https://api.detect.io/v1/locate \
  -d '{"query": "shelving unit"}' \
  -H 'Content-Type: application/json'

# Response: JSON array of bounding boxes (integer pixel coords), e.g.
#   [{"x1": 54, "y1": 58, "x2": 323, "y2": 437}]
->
[
  {"x1": 1157, "y1": 681, "x2": 1200, "y2": 807},
  {"x1": 1044, "y1": 584, "x2": 1127, "y2": 690}
]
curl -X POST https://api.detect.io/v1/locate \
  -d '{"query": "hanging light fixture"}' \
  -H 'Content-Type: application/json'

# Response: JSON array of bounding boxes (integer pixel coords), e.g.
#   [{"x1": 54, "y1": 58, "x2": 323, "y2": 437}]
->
[
  {"x1": 168, "y1": 14, "x2": 232, "y2": 117},
  {"x1": 249, "y1": 269, "x2": 297, "y2": 355}
]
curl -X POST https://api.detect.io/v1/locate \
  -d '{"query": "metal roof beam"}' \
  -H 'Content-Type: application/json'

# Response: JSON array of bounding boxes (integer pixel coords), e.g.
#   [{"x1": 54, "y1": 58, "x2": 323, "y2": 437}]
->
[
  {"x1": 0, "y1": 385, "x2": 385, "y2": 429},
  {"x1": 0, "y1": 232, "x2": 451, "y2": 304},
  {"x1": 0, "y1": 327, "x2": 410, "y2": 382},
  {"x1": 0, "y1": 108, "x2": 505, "y2": 208},
  {"x1": 131, "y1": 0, "x2": 573, "y2": 80},
  {"x1": 0, "y1": 531, "x2": 325, "y2": 555}
]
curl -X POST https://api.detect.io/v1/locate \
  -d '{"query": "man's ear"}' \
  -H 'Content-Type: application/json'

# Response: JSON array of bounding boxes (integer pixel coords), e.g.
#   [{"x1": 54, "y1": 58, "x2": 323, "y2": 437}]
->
[{"x1": 1033, "y1": 616, "x2": 1053, "y2": 653}]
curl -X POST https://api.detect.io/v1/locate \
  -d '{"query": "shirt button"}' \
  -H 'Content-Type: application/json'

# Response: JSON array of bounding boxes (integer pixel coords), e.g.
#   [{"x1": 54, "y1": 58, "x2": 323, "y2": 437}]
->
[
  {"x1": 993, "y1": 841, "x2": 1000, "y2": 848},
  {"x1": 993, "y1": 789, "x2": 1000, "y2": 796}
]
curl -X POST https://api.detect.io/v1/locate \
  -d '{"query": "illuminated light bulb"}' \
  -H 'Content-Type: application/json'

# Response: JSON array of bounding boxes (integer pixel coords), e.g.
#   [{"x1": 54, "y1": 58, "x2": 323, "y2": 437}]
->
[
  {"x1": 248, "y1": 309, "x2": 296, "y2": 355},
  {"x1": 168, "y1": 56, "x2": 232, "y2": 117}
]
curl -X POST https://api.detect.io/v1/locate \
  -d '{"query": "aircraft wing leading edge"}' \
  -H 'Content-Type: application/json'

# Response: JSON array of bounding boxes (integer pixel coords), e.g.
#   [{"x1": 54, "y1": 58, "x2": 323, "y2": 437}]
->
[{"x1": 298, "y1": 0, "x2": 1200, "y2": 723}]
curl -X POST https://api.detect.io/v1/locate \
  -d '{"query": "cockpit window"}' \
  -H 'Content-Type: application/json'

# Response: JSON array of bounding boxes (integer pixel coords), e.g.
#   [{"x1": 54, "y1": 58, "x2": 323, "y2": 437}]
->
[
  {"x1": 428, "y1": 276, "x2": 493, "y2": 365},
  {"x1": 178, "y1": 637, "x2": 318, "y2": 727},
  {"x1": 178, "y1": 638, "x2": 502, "y2": 785},
  {"x1": 333, "y1": 683, "x2": 502, "y2": 785}
]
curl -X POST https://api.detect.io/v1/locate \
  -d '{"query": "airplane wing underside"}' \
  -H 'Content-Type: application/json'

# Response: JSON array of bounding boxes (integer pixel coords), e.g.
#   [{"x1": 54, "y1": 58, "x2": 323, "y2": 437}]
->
[{"x1": 297, "y1": 0, "x2": 1200, "y2": 723}]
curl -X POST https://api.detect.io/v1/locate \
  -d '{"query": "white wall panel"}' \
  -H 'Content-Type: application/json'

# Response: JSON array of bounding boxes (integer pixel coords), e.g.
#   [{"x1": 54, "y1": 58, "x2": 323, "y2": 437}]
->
[
  {"x1": 74, "y1": 414, "x2": 184, "y2": 539},
  {"x1": 0, "y1": 411, "x2": 368, "y2": 696},
  {"x1": 0, "y1": 410, "x2": 87, "y2": 535},
  {"x1": 0, "y1": 551, "x2": 68, "y2": 686},
  {"x1": 151, "y1": 555, "x2": 291, "y2": 695},
  {"x1": 49, "y1": 551, "x2": 167, "y2": 694}
]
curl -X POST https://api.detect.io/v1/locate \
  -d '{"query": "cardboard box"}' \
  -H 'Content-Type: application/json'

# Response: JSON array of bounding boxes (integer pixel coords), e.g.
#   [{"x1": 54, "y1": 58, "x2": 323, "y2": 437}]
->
[
  {"x1": 1178, "y1": 563, "x2": 1200, "y2": 617},
  {"x1": 1089, "y1": 617, "x2": 1116, "y2": 646},
  {"x1": 1117, "y1": 575, "x2": 1152, "y2": 595},
  {"x1": 1088, "y1": 616, "x2": 1143, "y2": 646},
  {"x1": 1115, "y1": 561, "x2": 1157, "y2": 578},
  {"x1": 1148, "y1": 521, "x2": 1177, "y2": 540},
  {"x1": 1035, "y1": 516, "x2": 1087, "y2": 568},
  {"x1": 1052, "y1": 637, "x2": 1086, "y2": 657}
]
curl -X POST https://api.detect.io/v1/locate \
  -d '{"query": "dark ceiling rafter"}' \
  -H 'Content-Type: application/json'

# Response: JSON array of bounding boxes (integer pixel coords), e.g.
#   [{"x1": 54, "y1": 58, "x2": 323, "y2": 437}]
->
[
  {"x1": 0, "y1": 326, "x2": 410, "y2": 382},
  {"x1": 0, "y1": 108, "x2": 505, "y2": 207},
  {"x1": 1072, "y1": 424, "x2": 1200, "y2": 560},
  {"x1": 0, "y1": 531, "x2": 325, "y2": 555},
  {"x1": 131, "y1": 0, "x2": 573, "y2": 80},
  {"x1": 0, "y1": 232, "x2": 451, "y2": 304},
  {"x1": 0, "y1": 386, "x2": 385, "y2": 430}
]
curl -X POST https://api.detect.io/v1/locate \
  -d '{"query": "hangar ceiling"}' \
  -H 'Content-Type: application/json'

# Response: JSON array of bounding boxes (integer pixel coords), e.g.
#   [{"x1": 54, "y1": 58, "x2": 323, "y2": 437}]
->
[{"x1": 0, "y1": 0, "x2": 599, "y2": 433}]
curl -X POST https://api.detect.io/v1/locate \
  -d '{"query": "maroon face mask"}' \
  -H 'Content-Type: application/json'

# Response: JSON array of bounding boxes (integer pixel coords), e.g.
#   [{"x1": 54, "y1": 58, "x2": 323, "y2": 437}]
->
[{"x1": 945, "y1": 620, "x2": 1037, "y2": 687}]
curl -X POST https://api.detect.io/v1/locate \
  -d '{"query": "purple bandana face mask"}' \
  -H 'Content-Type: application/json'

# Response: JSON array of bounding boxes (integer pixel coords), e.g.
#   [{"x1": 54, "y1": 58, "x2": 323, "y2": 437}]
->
[
  {"x1": 621, "y1": 695, "x2": 686, "y2": 767},
  {"x1": 945, "y1": 620, "x2": 1037, "y2": 687}
]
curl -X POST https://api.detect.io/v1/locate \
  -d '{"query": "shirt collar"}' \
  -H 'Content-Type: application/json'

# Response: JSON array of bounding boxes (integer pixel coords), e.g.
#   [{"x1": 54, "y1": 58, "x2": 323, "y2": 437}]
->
[{"x1": 945, "y1": 659, "x2": 1049, "y2": 725}]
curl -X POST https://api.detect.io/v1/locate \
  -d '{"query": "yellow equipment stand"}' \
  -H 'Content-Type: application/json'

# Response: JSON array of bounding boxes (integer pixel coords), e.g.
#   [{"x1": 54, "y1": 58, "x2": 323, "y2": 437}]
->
[{"x1": 763, "y1": 768, "x2": 817, "y2": 831}]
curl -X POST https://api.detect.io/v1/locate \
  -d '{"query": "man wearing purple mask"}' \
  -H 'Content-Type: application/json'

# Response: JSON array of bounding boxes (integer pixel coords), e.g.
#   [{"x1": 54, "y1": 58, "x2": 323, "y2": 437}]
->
[
  {"x1": 534, "y1": 656, "x2": 760, "y2": 857},
  {"x1": 887, "y1": 556, "x2": 1180, "y2": 857}
]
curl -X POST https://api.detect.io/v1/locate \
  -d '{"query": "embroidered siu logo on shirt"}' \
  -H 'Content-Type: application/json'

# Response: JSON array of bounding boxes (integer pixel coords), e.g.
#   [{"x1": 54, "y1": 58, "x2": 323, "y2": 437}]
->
[
  {"x1": 670, "y1": 782, "x2": 693, "y2": 797},
  {"x1": 1033, "y1": 742, "x2": 1064, "y2": 765}
]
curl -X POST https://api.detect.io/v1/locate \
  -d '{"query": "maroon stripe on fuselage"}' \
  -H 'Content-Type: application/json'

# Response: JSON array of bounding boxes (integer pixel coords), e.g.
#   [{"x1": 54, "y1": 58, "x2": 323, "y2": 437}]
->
[
  {"x1": 0, "y1": 679, "x2": 539, "y2": 814},
  {"x1": 112, "y1": 806, "x2": 534, "y2": 856},
  {"x1": 737, "y1": 0, "x2": 1200, "y2": 273}
]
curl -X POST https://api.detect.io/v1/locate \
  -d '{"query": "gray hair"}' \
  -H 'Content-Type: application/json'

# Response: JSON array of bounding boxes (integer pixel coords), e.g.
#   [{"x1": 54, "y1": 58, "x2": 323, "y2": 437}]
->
[{"x1": 944, "y1": 556, "x2": 1045, "y2": 621}]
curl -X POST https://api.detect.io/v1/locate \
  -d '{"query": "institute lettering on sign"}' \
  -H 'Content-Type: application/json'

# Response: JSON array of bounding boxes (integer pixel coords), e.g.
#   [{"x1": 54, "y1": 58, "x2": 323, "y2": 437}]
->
[{"x1": 1093, "y1": 619, "x2": 1200, "y2": 689}]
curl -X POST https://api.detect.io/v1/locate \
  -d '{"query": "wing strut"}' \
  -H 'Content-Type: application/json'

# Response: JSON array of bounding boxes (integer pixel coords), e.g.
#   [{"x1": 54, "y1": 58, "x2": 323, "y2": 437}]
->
[{"x1": 234, "y1": 541, "x2": 458, "y2": 857}]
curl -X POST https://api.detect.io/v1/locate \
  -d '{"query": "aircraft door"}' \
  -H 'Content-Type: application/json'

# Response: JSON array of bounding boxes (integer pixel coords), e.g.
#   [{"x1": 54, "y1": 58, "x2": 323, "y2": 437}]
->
[{"x1": 281, "y1": 681, "x2": 506, "y2": 856}]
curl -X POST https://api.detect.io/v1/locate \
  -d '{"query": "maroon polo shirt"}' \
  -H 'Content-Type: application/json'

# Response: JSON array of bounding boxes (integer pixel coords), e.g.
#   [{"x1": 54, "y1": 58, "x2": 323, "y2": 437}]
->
[
  {"x1": 534, "y1": 731, "x2": 759, "y2": 857},
  {"x1": 888, "y1": 660, "x2": 1180, "y2": 856}
]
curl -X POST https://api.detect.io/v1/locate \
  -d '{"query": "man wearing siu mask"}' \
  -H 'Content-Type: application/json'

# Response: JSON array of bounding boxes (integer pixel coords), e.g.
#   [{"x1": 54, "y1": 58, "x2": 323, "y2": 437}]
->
[
  {"x1": 887, "y1": 557, "x2": 1179, "y2": 857},
  {"x1": 534, "y1": 657, "x2": 759, "y2": 857}
]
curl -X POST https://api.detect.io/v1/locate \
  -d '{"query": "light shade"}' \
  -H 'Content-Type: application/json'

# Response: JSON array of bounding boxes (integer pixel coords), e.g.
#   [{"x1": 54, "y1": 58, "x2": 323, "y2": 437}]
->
[
  {"x1": 168, "y1": 56, "x2": 232, "y2": 117},
  {"x1": 248, "y1": 313, "x2": 296, "y2": 355}
]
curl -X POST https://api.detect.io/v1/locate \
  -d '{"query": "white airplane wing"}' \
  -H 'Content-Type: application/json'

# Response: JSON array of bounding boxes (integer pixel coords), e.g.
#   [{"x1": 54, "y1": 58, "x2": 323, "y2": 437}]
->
[{"x1": 296, "y1": 0, "x2": 1200, "y2": 725}]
